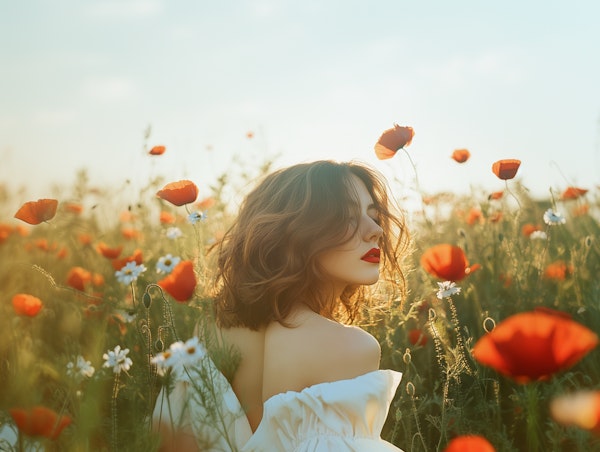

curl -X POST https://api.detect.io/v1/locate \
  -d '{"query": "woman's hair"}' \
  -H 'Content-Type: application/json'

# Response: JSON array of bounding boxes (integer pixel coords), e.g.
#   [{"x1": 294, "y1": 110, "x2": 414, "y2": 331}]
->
[{"x1": 212, "y1": 160, "x2": 409, "y2": 330}]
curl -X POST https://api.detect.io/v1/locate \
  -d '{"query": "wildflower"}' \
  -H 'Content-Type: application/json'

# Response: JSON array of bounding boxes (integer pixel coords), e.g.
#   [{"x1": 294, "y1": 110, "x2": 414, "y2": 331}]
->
[
  {"x1": 196, "y1": 196, "x2": 216, "y2": 210},
  {"x1": 67, "y1": 266, "x2": 92, "y2": 291},
  {"x1": 111, "y1": 249, "x2": 143, "y2": 271},
  {"x1": 103, "y1": 345, "x2": 133, "y2": 374},
  {"x1": 114, "y1": 309, "x2": 136, "y2": 323},
  {"x1": 152, "y1": 336, "x2": 206, "y2": 381},
  {"x1": 12, "y1": 293, "x2": 43, "y2": 317},
  {"x1": 96, "y1": 242, "x2": 123, "y2": 259},
  {"x1": 156, "y1": 180, "x2": 199, "y2": 206},
  {"x1": 122, "y1": 227, "x2": 141, "y2": 240},
  {"x1": 488, "y1": 190, "x2": 504, "y2": 201},
  {"x1": 14, "y1": 198, "x2": 58, "y2": 225},
  {"x1": 160, "y1": 211, "x2": 176, "y2": 224},
  {"x1": 9, "y1": 406, "x2": 72, "y2": 440},
  {"x1": 158, "y1": 260, "x2": 197, "y2": 302},
  {"x1": 166, "y1": 227, "x2": 183, "y2": 239},
  {"x1": 443, "y1": 435, "x2": 495, "y2": 452},
  {"x1": 66, "y1": 355, "x2": 95, "y2": 379},
  {"x1": 543, "y1": 208, "x2": 566, "y2": 225},
  {"x1": 156, "y1": 253, "x2": 181, "y2": 274},
  {"x1": 436, "y1": 281, "x2": 461, "y2": 299},
  {"x1": 78, "y1": 233, "x2": 93, "y2": 245},
  {"x1": 530, "y1": 230, "x2": 548, "y2": 240},
  {"x1": 472, "y1": 309, "x2": 598, "y2": 383},
  {"x1": 115, "y1": 261, "x2": 147, "y2": 285},
  {"x1": 451, "y1": 148, "x2": 470, "y2": 163},
  {"x1": 573, "y1": 204, "x2": 590, "y2": 216},
  {"x1": 374, "y1": 124, "x2": 415, "y2": 160},
  {"x1": 408, "y1": 328, "x2": 428, "y2": 346},
  {"x1": 491, "y1": 159, "x2": 521, "y2": 180},
  {"x1": 187, "y1": 210, "x2": 207, "y2": 225},
  {"x1": 560, "y1": 186, "x2": 588, "y2": 200},
  {"x1": 466, "y1": 207, "x2": 483, "y2": 225},
  {"x1": 550, "y1": 390, "x2": 600, "y2": 435},
  {"x1": 544, "y1": 260, "x2": 573, "y2": 280},
  {"x1": 421, "y1": 244, "x2": 480, "y2": 281},
  {"x1": 521, "y1": 223, "x2": 541, "y2": 237},
  {"x1": 149, "y1": 145, "x2": 166, "y2": 155},
  {"x1": 64, "y1": 202, "x2": 83, "y2": 214}
]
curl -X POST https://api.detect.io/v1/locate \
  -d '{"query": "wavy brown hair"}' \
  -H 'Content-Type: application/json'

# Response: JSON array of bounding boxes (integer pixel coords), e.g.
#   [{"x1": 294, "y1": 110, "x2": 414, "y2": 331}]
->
[{"x1": 212, "y1": 160, "x2": 409, "y2": 330}]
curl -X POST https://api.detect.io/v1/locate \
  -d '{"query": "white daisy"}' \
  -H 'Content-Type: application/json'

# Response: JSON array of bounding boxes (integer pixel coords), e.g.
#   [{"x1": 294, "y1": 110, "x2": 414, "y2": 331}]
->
[
  {"x1": 103, "y1": 345, "x2": 133, "y2": 375},
  {"x1": 187, "y1": 211, "x2": 207, "y2": 225},
  {"x1": 151, "y1": 336, "x2": 206, "y2": 381},
  {"x1": 436, "y1": 281, "x2": 461, "y2": 300},
  {"x1": 530, "y1": 230, "x2": 548, "y2": 240},
  {"x1": 67, "y1": 355, "x2": 95, "y2": 379},
  {"x1": 156, "y1": 254, "x2": 181, "y2": 274},
  {"x1": 115, "y1": 261, "x2": 146, "y2": 285},
  {"x1": 166, "y1": 227, "x2": 183, "y2": 240},
  {"x1": 543, "y1": 208, "x2": 566, "y2": 225}
]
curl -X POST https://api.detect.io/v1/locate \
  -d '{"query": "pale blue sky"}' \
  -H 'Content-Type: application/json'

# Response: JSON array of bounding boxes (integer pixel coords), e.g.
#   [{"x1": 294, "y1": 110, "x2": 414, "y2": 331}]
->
[{"x1": 1, "y1": 0, "x2": 599, "y2": 207}]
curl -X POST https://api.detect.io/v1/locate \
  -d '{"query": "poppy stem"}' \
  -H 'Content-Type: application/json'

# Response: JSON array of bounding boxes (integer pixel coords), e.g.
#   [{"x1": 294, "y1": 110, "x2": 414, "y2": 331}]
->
[{"x1": 525, "y1": 383, "x2": 541, "y2": 452}]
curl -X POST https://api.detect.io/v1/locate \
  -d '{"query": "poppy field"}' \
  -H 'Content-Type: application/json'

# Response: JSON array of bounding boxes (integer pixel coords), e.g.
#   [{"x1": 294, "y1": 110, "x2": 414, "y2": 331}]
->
[{"x1": 1, "y1": 128, "x2": 600, "y2": 451}]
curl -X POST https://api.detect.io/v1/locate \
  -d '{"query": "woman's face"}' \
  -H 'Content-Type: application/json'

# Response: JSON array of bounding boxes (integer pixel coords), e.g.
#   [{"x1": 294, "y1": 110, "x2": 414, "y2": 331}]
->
[{"x1": 317, "y1": 175, "x2": 383, "y2": 296}]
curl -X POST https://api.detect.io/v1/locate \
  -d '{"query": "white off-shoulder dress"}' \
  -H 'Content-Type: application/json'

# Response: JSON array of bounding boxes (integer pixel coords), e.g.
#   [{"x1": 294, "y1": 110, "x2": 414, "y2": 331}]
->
[{"x1": 153, "y1": 353, "x2": 403, "y2": 451}]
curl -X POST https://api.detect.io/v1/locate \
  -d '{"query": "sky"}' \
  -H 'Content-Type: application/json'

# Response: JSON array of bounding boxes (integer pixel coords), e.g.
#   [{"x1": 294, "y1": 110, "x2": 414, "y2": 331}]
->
[{"x1": 1, "y1": 0, "x2": 599, "y2": 211}]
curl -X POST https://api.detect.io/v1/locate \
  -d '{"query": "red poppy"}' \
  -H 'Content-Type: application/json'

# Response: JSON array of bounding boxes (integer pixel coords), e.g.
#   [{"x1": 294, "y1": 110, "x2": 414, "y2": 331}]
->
[
  {"x1": 444, "y1": 435, "x2": 495, "y2": 452},
  {"x1": 521, "y1": 223, "x2": 541, "y2": 237},
  {"x1": 572, "y1": 204, "x2": 590, "y2": 217},
  {"x1": 156, "y1": 180, "x2": 199, "y2": 206},
  {"x1": 159, "y1": 211, "x2": 176, "y2": 224},
  {"x1": 492, "y1": 159, "x2": 521, "y2": 180},
  {"x1": 489, "y1": 211, "x2": 503, "y2": 223},
  {"x1": 551, "y1": 390, "x2": 600, "y2": 435},
  {"x1": 420, "y1": 244, "x2": 479, "y2": 281},
  {"x1": 560, "y1": 186, "x2": 588, "y2": 200},
  {"x1": 9, "y1": 406, "x2": 71, "y2": 440},
  {"x1": 122, "y1": 228, "x2": 141, "y2": 240},
  {"x1": 67, "y1": 266, "x2": 92, "y2": 291},
  {"x1": 78, "y1": 233, "x2": 93, "y2": 245},
  {"x1": 0, "y1": 224, "x2": 13, "y2": 244},
  {"x1": 56, "y1": 246, "x2": 68, "y2": 259},
  {"x1": 408, "y1": 328, "x2": 428, "y2": 346},
  {"x1": 451, "y1": 148, "x2": 471, "y2": 163},
  {"x1": 488, "y1": 190, "x2": 504, "y2": 200},
  {"x1": 92, "y1": 273, "x2": 105, "y2": 287},
  {"x1": 374, "y1": 124, "x2": 415, "y2": 160},
  {"x1": 120, "y1": 211, "x2": 136, "y2": 222},
  {"x1": 544, "y1": 260, "x2": 573, "y2": 280},
  {"x1": 472, "y1": 309, "x2": 598, "y2": 383},
  {"x1": 196, "y1": 196, "x2": 216, "y2": 210},
  {"x1": 64, "y1": 202, "x2": 83, "y2": 214},
  {"x1": 158, "y1": 260, "x2": 197, "y2": 302},
  {"x1": 14, "y1": 199, "x2": 58, "y2": 225},
  {"x1": 149, "y1": 145, "x2": 166, "y2": 155},
  {"x1": 96, "y1": 242, "x2": 123, "y2": 259},
  {"x1": 111, "y1": 249, "x2": 143, "y2": 271},
  {"x1": 12, "y1": 293, "x2": 43, "y2": 317},
  {"x1": 466, "y1": 207, "x2": 483, "y2": 225}
]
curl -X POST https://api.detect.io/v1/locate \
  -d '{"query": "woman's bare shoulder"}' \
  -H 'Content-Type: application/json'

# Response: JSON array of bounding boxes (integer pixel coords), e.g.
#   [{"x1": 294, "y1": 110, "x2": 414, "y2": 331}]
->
[{"x1": 263, "y1": 310, "x2": 381, "y2": 399}]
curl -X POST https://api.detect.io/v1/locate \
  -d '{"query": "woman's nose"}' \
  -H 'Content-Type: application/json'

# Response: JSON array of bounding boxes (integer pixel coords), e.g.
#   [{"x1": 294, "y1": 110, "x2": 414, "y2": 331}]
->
[{"x1": 363, "y1": 217, "x2": 383, "y2": 242}]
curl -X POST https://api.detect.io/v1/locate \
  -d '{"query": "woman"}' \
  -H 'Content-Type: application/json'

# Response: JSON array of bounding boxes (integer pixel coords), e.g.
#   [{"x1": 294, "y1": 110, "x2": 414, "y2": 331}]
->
[{"x1": 153, "y1": 160, "x2": 408, "y2": 451}]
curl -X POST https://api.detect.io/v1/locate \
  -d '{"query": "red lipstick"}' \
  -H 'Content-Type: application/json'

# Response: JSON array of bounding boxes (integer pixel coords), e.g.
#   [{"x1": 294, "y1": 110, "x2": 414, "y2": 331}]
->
[{"x1": 361, "y1": 248, "x2": 380, "y2": 263}]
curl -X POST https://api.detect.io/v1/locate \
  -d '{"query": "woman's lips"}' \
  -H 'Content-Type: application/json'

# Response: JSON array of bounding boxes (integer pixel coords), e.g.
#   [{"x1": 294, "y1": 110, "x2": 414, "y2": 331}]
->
[{"x1": 361, "y1": 248, "x2": 380, "y2": 263}]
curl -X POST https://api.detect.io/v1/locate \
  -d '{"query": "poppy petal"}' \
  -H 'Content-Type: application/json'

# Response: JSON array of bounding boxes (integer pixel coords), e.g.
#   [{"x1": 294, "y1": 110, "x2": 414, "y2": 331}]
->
[
  {"x1": 156, "y1": 180, "x2": 199, "y2": 206},
  {"x1": 14, "y1": 199, "x2": 58, "y2": 225}
]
